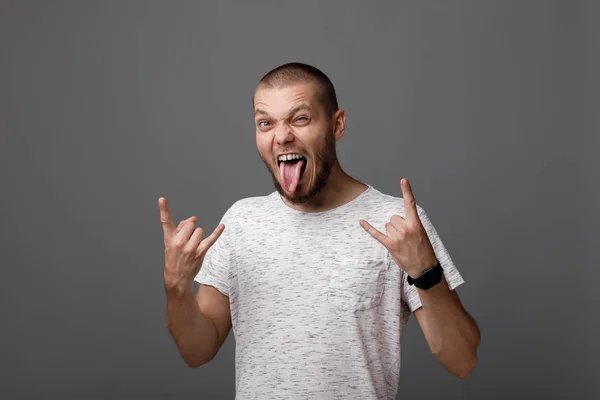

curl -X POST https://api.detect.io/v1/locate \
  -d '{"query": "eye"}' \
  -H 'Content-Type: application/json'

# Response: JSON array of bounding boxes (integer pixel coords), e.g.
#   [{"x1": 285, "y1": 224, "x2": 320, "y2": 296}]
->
[
  {"x1": 258, "y1": 121, "x2": 270, "y2": 127},
  {"x1": 295, "y1": 116, "x2": 309, "y2": 122}
]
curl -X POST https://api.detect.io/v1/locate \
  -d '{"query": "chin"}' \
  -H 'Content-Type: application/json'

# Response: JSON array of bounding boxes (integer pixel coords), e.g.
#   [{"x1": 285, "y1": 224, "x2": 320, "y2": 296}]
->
[
  {"x1": 274, "y1": 170, "x2": 331, "y2": 206},
  {"x1": 275, "y1": 180, "x2": 310, "y2": 204}
]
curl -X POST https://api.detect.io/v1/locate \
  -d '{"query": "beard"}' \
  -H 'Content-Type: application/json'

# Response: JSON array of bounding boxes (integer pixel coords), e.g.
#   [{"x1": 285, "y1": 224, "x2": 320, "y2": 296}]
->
[{"x1": 260, "y1": 128, "x2": 337, "y2": 205}]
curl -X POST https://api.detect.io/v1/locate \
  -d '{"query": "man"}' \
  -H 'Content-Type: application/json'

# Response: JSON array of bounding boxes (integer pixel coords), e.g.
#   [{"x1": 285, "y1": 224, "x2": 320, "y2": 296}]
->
[{"x1": 160, "y1": 62, "x2": 480, "y2": 399}]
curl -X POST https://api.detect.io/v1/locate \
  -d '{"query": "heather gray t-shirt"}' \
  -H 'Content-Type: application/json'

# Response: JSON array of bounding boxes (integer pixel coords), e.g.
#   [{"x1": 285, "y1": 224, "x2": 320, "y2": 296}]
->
[{"x1": 195, "y1": 184, "x2": 464, "y2": 399}]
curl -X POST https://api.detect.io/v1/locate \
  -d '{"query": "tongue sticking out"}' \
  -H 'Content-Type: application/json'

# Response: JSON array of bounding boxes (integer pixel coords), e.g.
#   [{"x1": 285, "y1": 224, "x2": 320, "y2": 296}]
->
[{"x1": 279, "y1": 159, "x2": 306, "y2": 193}]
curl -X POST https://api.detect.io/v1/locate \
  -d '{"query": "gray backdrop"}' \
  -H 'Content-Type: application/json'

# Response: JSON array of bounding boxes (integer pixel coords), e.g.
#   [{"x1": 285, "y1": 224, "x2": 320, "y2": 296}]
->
[{"x1": 1, "y1": 0, "x2": 598, "y2": 399}]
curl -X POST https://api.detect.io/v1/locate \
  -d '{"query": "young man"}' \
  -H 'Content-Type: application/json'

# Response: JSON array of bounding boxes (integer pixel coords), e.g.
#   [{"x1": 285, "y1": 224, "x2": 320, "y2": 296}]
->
[{"x1": 160, "y1": 63, "x2": 480, "y2": 399}]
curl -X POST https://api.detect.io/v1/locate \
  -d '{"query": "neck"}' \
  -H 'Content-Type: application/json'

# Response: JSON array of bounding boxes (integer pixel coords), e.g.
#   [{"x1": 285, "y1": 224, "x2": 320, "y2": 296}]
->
[{"x1": 280, "y1": 162, "x2": 368, "y2": 213}]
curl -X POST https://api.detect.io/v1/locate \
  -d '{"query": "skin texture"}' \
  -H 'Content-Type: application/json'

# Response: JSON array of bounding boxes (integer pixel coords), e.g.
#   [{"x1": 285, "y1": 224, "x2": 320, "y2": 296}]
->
[
  {"x1": 253, "y1": 81, "x2": 368, "y2": 212},
  {"x1": 159, "y1": 199, "x2": 230, "y2": 367},
  {"x1": 255, "y1": 98, "x2": 337, "y2": 205}
]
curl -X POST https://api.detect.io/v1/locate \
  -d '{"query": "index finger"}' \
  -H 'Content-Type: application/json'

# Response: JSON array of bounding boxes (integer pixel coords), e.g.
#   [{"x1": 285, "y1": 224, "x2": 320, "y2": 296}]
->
[
  {"x1": 158, "y1": 197, "x2": 176, "y2": 236},
  {"x1": 401, "y1": 178, "x2": 418, "y2": 221}
]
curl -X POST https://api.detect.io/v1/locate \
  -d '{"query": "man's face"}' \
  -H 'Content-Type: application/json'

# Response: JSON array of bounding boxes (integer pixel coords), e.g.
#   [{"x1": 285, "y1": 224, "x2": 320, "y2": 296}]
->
[{"x1": 254, "y1": 82, "x2": 338, "y2": 205}]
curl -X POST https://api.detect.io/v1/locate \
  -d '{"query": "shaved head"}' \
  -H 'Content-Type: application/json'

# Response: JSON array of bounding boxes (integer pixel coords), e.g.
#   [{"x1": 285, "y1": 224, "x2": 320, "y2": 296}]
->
[{"x1": 254, "y1": 62, "x2": 339, "y2": 117}]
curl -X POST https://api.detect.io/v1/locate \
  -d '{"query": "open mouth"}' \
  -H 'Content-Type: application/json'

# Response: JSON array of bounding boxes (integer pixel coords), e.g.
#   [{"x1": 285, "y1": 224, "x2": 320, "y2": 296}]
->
[
  {"x1": 277, "y1": 156, "x2": 307, "y2": 176},
  {"x1": 277, "y1": 154, "x2": 307, "y2": 192}
]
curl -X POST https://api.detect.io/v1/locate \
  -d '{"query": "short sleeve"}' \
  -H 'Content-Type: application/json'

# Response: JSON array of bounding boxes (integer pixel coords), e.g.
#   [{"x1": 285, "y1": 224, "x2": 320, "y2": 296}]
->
[
  {"x1": 194, "y1": 210, "x2": 233, "y2": 297},
  {"x1": 401, "y1": 206, "x2": 465, "y2": 312}
]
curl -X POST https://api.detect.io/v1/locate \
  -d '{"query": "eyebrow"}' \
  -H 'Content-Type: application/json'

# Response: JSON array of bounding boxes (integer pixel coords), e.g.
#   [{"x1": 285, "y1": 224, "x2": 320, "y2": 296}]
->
[{"x1": 254, "y1": 104, "x2": 313, "y2": 118}]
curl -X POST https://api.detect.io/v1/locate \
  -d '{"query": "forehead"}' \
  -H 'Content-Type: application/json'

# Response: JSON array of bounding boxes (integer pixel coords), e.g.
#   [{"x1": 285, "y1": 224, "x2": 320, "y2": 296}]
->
[{"x1": 253, "y1": 82, "x2": 321, "y2": 116}]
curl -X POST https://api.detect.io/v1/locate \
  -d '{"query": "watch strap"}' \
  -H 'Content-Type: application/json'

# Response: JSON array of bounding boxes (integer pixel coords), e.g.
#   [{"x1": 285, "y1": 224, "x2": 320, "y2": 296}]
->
[{"x1": 407, "y1": 260, "x2": 443, "y2": 290}]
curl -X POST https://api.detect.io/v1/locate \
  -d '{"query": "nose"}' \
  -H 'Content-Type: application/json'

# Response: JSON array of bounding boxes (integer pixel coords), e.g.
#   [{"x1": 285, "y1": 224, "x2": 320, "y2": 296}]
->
[{"x1": 274, "y1": 124, "x2": 294, "y2": 146}]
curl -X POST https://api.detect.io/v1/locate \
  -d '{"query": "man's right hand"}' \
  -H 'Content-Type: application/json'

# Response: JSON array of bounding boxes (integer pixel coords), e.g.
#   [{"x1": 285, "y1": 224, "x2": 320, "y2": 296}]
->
[{"x1": 158, "y1": 197, "x2": 225, "y2": 294}]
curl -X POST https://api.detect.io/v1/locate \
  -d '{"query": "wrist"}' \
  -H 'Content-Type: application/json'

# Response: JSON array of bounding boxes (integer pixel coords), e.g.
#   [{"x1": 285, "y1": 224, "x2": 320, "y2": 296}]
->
[
  {"x1": 165, "y1": 281, "x2": 194, "y2": 299},
  {"x1": 408, "y1": 259, "x2": 439, "y2": 279},
  {"x1": 407, "y1": 259, "x2": 443, "y2": 290}
]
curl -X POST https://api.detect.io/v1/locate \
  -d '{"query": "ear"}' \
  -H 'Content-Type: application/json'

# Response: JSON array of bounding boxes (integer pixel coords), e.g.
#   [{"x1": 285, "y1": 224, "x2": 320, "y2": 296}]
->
[{"x1": 332, "y1": 109, "x2": 346, "y2": 141}]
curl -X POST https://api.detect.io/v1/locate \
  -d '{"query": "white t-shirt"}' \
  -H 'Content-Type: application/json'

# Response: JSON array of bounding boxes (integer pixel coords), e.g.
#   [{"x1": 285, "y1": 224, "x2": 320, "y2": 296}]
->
[{"x1": 195, "y1": 184, "x2": 464, "y2": 399}]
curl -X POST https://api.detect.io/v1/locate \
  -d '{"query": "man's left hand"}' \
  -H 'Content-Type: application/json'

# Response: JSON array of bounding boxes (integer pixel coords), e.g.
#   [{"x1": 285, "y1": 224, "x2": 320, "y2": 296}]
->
[{"x1": 360, "y1": 178, "x2": 438, "y2": 278}]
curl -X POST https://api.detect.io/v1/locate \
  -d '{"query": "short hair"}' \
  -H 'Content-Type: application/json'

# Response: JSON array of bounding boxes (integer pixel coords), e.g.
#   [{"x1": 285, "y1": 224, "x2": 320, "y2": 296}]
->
[{"x1": 256, "y1": 62, "x2": 339, "y2": 116}]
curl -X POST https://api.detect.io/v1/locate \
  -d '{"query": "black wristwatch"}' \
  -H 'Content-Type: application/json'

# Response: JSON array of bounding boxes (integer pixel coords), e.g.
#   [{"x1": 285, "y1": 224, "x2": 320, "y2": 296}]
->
[{"x1": 407, "y1": 260, "x2": 443, "y2": 290}]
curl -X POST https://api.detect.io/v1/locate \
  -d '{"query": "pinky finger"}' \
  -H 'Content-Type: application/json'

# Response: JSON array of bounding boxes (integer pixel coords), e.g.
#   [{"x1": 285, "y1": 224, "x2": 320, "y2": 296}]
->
[
  {"x1": 197, "y1": 224, "x2": 225, "y2": 256},
  {"x1": 360, "y1": 219, "x2": 390, "y2": 248}
]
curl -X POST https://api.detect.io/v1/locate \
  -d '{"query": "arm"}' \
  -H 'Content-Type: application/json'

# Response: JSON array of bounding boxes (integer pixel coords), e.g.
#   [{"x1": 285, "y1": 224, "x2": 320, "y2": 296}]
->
[
  {"x1": 413, "y1": 278, "x2": 480, "y2": 378},
  {"x1": 360, "y1": 178, "x2": 480, "y2": 378},
  {"x1": 158, "y1": 196, "x2": 232, "y2": 368},
  {"x1": 167, "y1": 284, "x2": 232, "y2": 368}
]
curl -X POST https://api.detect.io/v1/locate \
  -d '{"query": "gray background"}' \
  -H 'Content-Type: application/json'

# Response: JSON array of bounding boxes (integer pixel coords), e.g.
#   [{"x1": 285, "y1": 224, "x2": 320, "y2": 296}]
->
[{"x1": 1, "y1": 0, "x2": 598, "y2": 399}]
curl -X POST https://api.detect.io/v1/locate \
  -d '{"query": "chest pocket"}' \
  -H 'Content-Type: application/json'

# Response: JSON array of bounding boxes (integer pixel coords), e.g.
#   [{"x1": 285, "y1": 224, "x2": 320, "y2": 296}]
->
[{"x1": 327, "y1": 254, "x2": 390, "y2": 311}]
